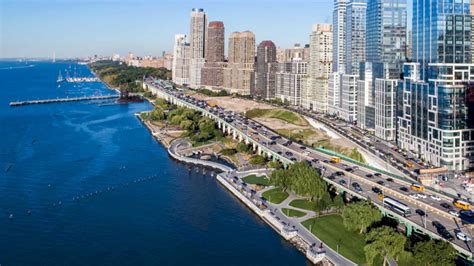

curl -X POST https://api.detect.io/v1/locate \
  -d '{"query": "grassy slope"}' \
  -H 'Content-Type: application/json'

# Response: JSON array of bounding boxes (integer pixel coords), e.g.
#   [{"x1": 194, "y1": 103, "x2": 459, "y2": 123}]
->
[
  {"x1": 281, "y1": 208, "x2": 306, "y2": 218},
  {"x1": 246, "y1": 108, "x2": 308, "y2": 126},
  {"x1": 262, "y1": 188, "x2": 289, "y2": 204},
  {"x1": 242, "y1": 175, "x2": 271, "y2": 186}
]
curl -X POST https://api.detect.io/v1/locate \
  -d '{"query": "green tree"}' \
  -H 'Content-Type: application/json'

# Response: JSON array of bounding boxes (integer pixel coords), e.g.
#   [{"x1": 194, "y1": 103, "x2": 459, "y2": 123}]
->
[
  {"x1": 342, "y1": 201, "x2": 382, "y2": 234},
  {"x1": 267, "y1": 160, "x2": 282, "y2": 169},
  {"x1": 149, "y1": 108, "x2": 166, "y2": 121},
  {"x1": 364, "y1": 226, "x2": 407, "y2": 266},
  {"x1": 180, "y1": 119, "x2": 195, "y2": 130},
  {"x1": 249, "y1": 155, "x2": 266, "y2": 165},
  {"x1": 412, "y1": 240, "x2": 456, "y2": 266},
  {"x1": 236, "y1": 143, "x2": 251, "y2": 153},
  {"x1": 332, "y1": 194, "x2": 345, "y2": 212}
]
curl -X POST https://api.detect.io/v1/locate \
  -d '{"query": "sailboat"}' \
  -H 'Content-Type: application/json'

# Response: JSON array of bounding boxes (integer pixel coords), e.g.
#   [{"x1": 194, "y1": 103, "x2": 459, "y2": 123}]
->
[{"x1": 57, "y1": 71, "x2": 64, "y2": 83}]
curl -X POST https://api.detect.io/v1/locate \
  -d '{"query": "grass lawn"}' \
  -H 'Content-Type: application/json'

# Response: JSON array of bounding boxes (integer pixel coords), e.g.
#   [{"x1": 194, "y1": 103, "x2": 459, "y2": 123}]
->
[
  {"x1": 246, "y1": 108, "x2": 308, "y2": 126},
  {"x1": 242, "y1": 174, "x2": 271, "y2": 186},
  {"x1": 289, "y1": 199, "x2": 326, "y2": 212},
  {"x1": 262, "y1": 188, "x2": 289, "y2": 204},
  {"x1": 281, "y1": 208, "x2": 306, "y2": 218},
  {"x1": 302, "y1": 215, "x2": 367, "y2": 265}
]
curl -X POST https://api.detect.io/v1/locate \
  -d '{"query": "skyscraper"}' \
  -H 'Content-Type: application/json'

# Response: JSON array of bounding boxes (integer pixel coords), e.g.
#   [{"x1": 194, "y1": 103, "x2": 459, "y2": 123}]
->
[
  {"x1": 275, "y1": 56, "x2": 307, "y2": 106},
  {"x1": 223, "y1": 31, "x2": 256, "y2": 95},
  {"x1": 398, "y1": 0, "x2": 474, "y2": 170},
  {"x1": 254, "y1": 40, "x2": 277, "y2": 99},
  {"x1": 333, "y1": 0, "x2": 347, "y2": 73},
  {"x1": 189, "y1": 8, "x2": 207, "y2": 89},
  {"x1": 303, "y1": 23, "x2": 333, "y2": 112},
  {"x1": 201, "y1": 21, "x2": 226, "y2": 89},
  {"x1": 357, "y1": 0, "x2": 406, "y2": 133},
  {"x1": 172, "y1": 34, "x2": 191, "y2": 86},
  {"x1": 345, "y1": 0, "x2": 366, "y2": 75}
]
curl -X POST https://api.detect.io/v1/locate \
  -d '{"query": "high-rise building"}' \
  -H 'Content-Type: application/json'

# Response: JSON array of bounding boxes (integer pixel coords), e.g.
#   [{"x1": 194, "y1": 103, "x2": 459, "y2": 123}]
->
[
  {"x1": 398, "y1": 0, "x2": 474, "y2": 170},
  {"x1": 275, "y1": 56, "x2": 308, "y2": 105},
  {"x1": 172, "y1": 34, "x2": 191, "y2": 86},
  {"x1": 254, "y1": 40, "x2": 277, "y2": 99},
  {"x1": 358, "y1": 0, "x2": 407, "y2": 133},
  {"x1": 345, "y1": 0, "x2": 366, "y2": 75},
  {"x1": 201, "y1": 21, "x2": 226, "y2": 89},
  {"x1": 282, "y1": 44, "x2": 310, "y2": 62},
  {"x1": 375, "y1": 79, "x2": 397, "y2": 140},
  {"x1": 189, "y1": 8, "x2": 207, "y2": 88},
  {"x1": 205, "y1": 21, "x2": 224, "y2": 63},
  {"x1": 333, "y1": 0, "x2": 347, "y2": 73},
  {"x1": 223, "y1": 31, "x2": 256, "y2": 95},
  {"x1": 303, "y1": 24, "x2": 333, "y2": 112}
]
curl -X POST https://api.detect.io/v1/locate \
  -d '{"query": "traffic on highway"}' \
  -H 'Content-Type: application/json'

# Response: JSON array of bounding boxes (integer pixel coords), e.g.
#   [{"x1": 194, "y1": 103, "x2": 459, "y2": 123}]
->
[{"x1": 145, "y1": 79, "x2": 473, "y2": 260}]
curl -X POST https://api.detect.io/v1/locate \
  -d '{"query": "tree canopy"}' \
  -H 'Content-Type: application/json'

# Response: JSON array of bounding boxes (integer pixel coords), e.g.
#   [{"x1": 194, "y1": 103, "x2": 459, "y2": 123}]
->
[
  {"x1": 412, "y1": 240, "x2": 457, "y2": 266},
  {"x1": 364, "y1": 226, "x2": 406, "y2": 266},
  {"x1": 342, "y1": 201, "x2": 382, "y2": 234}
]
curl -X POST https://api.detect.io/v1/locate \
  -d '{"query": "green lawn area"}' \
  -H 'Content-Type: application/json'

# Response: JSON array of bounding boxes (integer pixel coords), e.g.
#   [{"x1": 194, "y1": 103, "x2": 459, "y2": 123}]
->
[
  {"x1": 289, "y1": 199, "x2": 326, "y2": 212},
  {"x1": 262, "y1": 188, "x2": 289, "y2": 204},
  {"x1": 302, "y1": 215, "x2": 366, "y2": 265},
  {"x1": 242, "y1": 174, "x2": 271, "y2": 186},
  {"x1": 246, "y1": 108, "x2": 308, "y2": 126},
  {"x1": 282, "y1": 208, "x2": 306, "y2": 218}
]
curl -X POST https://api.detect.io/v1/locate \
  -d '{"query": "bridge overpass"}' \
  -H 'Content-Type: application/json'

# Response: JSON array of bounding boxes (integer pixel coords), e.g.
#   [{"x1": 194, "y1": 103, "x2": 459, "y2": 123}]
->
[{"x1": 143, "y1": 79, "x2": 473, "y2": 262}]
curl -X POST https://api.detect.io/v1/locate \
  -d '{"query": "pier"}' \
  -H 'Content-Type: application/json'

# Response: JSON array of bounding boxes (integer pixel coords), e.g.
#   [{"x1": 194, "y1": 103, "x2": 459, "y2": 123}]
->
[{"x1": 9, "y1": 95, "x2": 119, "y2": 107}]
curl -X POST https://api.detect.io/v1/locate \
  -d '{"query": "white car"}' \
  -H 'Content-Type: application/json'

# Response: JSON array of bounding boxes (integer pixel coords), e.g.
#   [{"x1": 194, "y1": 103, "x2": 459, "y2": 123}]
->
[
  {"x1": 430, "y1": 195, "x2": 441, "y2": 201},
  {"x1": 449, "y1": 210, "x2": 460, "y2": 217},
  {"x1": 409, "y1": 193, "x2": 419, "y2": 199},
  {"x1": 417, "y1": 193, "x2": 427, "y2": 199},
  {"x1": 456, "y1": 231, "x2": 472, "y2": 242}
]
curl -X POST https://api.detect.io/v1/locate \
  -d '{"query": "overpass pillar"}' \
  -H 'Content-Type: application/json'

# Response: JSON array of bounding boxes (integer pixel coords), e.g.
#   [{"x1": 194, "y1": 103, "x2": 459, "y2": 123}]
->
[
  {"x1": 238, "y1": 134, "x2": 243, "y2": 142},
  {"x1": 252, "y1": 142, "x2": 256, "y2": 151},
  {"x1": 227, "y1": 127, "x2": 231, "y2": 135},
  {"x1": 244, "y1": 138, "x2": 249, "y2": 145},
  {"x1": 232, "y1": 130, "x2": 237, "y2": 140},
  {"x1": 405, "y1": 223, "x2": 413, "y2": 237},
  {"x1": 218, "y1": 120, "x2": 221, "y2": 129},
  {"x1": 257, "y1": 146, "x2": 262, "y2": 155}
]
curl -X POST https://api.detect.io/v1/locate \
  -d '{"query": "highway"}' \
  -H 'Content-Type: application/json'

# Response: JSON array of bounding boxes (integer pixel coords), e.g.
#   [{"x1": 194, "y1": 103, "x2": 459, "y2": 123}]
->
[{"x1": 145, "y1": 79, "x2": 473, "y2": 261}]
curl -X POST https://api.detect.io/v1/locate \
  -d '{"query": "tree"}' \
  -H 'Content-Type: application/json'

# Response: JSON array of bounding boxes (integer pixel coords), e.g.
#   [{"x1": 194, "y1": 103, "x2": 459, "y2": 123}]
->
[
  {"x1": 249, "y1": 155, "x2": 266, "y2": 165},
  {"x1": 236, "y1": 143, "x2": 251, "y2": 153},
  {"x1": 364, "y1": 226, "x2": 406, "y2": 266},
  {"x1": 342, "y1": 201, "x2": 382, "y2": 234},
  {"x1": 412, "y1": 240, "x2": 456, "y2": 266},
  {"x1": 220, "y1": 148, "x2": 237, "y2": 156},
  {"x1": 332, "y1": 194, "x2": 345, "y2": 211},
  {"x1": 267, "y1": 160, "x2": 282, "y2": 169}
]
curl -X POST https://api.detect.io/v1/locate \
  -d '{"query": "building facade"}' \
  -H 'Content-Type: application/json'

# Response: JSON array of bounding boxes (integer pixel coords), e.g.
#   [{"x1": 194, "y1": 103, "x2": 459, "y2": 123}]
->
[
  {"x1": 374, "y1": 78, "x2": 397, "y2": 140},
  {"x1": 189, "y1": 8, "x2": 207, "y2": 88},
  {"x1": 275, "y1": 58, "x2": 308, "y2": 105},
  {"x1": 201, "y1": 21, "x2": 226, "y2": 89},
  {"x1": 172, "y1": 34, "x2": 191, "y2": 86},
  {"x1": 398, "y1": 0, "x2": 474, "y2": 170},
  {"x1": 333, "y1": 0, "x2": 347, "y2": 73},
  {"x1": 254, "y1": 40, "x2": 277, "y2": 99},
  {"x1": 303, "y1": 24, "x2": 333, "y2": 112},
  {"x1": 345, "y1": 0, "x2": 367, "y2": 75},
  {"x1": 223, "y1": 31, "x2": 256, "y2": 95}
]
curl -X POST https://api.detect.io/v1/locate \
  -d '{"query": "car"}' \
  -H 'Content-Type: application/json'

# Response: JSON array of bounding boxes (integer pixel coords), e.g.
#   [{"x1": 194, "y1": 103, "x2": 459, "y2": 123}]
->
[
  {"x1": 455, "y1": 231, "x2": 472, "y2": 242},
  {"x1": 374, "y1": 173, "x2": 382, "y2": 177},
  {"x1": 386, "y1": 178, "x2": 394, "y2": 182},
  {"x1": 335, "y1": 171, "x2": 344, "y2": 176},
  {"x1": 372, "y1": 187, "x2": 381, "y2": 193},
  {"x1": 449, "y1": 210, "x2": 460, "y2": 217},
  {"x1": 440, "y1": 202, "x2": 452, "y2": 209},
  {"x1": 327, "y1": 175, "x2": 336, "y2": 180},
  {"x1": 311, "y1": 158, "x2": 319, "y2": 163},
  {"x1": 416, "y1": 209, "x2": 426, "y2": 216},
  {"x1": 417, "y1": 193, "x2": 427, "y2": 199},
  {"x1": 290, "y1": 157, "x2": 297, "y2": 161},
  {"x1": 352, "y1": 182, "x2": 362, "y2": 192},
  {"x1": 345, "y1": 167, "x2": 353, "y2": 172},
  {"x1": 439, "y1": 229, "x2": 454, "y2": 241},
  {"x1": 339, "y1": 180, "x2": 347, "y2": 185},
  {"x1": 366, "y1": 174, "x2": 374, "y2": 178},
  {"x1": 300, "y1": 146, "x2": 306, "y2": 150},
  {"x1": 409, "y1": 193, "x2": 419, "y2": 199},
  {"x1": 432, "y1": 221, "x2": 445, "y2": 230},
  {"x1": 430, "y1": 195, "x2": 441, "y2": 201},
  {"x1": 323, "y1": 160, "x2": 329, "y2": 163},
  {"x1": 285, "y1": 151, "x2": 293, "y2": 156},
  {"x1": 377, "y1": 180, "x2": 385, "y2": 186},
  {"x1": 399, "y1": 186, "x2": 409, "y2": 192}
]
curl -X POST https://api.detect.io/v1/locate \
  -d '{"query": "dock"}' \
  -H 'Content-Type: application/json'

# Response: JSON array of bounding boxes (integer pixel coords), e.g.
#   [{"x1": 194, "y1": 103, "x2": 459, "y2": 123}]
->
[{"x1": 9, "y1": 95, "x2": 119, "y2": 107}]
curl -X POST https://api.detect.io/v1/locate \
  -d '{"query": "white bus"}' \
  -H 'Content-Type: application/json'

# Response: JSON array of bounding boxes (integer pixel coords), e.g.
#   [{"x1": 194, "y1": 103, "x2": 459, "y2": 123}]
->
[{"x1": 383, "y1": 197, "x2": 412, "y2": 217}]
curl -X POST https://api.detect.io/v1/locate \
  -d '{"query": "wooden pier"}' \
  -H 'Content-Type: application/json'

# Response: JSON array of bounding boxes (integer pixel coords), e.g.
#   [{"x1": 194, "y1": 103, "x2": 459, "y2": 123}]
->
[{"x1": 9, "y1": 95, "x2": 119, "y2": 107}]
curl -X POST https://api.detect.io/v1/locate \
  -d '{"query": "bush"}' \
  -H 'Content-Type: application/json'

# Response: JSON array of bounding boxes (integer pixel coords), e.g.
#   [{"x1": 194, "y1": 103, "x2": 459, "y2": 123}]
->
[
  {"x1": 220, "y1": 148, "x2": 237, "y2": 156},
  {"x1": 249, "y1": 155, "x2": 266, "y2": 165},
  {"x1": 236, "y1": 143, "x2": 251, "y2": 153}
]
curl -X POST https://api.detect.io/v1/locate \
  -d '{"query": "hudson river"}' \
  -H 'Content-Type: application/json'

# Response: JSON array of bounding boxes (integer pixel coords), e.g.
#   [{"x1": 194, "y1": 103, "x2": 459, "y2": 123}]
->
[{"x1": 0, "y1": 61, "x2": 307, "y2": 265}]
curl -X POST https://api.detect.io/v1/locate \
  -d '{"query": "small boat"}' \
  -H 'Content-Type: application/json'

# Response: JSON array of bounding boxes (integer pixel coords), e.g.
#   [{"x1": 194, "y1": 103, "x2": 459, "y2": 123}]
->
[{"x1": 57, "y1": 71, "x2": 64, "y2": 83}]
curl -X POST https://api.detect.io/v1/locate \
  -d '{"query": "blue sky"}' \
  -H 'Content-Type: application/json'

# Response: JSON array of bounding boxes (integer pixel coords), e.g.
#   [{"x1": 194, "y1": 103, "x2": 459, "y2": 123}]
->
[{"x1": 0, "y1": 0, "x2": 410, "y2": 59}]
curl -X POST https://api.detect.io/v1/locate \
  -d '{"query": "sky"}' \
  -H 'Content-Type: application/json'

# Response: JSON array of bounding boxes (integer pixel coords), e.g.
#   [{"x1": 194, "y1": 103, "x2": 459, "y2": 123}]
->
[{"x1": 0, "y1": 0, "x2": 411, "y2": 59}]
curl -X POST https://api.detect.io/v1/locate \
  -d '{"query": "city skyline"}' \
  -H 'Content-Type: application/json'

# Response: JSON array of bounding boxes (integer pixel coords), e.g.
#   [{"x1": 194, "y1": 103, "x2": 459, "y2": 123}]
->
[{"x1": 0, "y1": 0, "x2": 414, "y2": 59}]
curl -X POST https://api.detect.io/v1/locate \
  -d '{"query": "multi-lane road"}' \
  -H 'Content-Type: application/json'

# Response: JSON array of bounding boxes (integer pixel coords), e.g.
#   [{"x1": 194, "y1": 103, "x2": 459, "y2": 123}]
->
[{"x1": 145, "y1": 79, "x2": 473, "y2": 261}]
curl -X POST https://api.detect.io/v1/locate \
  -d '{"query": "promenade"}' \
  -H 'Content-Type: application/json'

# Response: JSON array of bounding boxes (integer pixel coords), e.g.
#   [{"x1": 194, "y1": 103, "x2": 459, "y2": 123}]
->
[{"x1": 9, "y1": 95, "x2": 119, "y2": 106}]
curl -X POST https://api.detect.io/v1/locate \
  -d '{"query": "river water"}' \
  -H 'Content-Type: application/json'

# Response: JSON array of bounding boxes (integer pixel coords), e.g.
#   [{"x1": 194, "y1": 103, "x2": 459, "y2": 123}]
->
[{"x1": 0, "y1": 61, "x2": 307, "y2": 265}]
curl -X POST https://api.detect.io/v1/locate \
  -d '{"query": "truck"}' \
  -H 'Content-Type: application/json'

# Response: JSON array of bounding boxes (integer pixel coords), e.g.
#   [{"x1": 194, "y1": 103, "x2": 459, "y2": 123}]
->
[{"x1": 330, "y1": 156, "x2": 341, "y2": 163}]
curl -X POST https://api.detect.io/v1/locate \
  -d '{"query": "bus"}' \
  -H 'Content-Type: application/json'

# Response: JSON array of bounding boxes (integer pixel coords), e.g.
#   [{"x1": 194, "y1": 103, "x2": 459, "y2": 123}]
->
[
  {"x1": 383, "y1": 197, "x2": 412, "y2": 217},
  {"x1": 460, "y1": 210, "x2": 474, "y2": 226},
  {"x1": 410, "y1": 183, "x2": 425, "y2": 192},
  {"x1": 330, "y1": 156, "x2": 341, "y2": 163},
  {"x1": 454, "y1": 200, "x2": 471, "y2": 210}
]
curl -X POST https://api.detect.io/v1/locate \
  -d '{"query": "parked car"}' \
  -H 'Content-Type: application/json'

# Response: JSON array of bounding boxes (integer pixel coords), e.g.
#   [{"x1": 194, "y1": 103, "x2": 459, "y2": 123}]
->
[
  {"x1": 366, "y1": 174, "x2": 373, "y2": 178},
  {"x1": 372, "y1": 187, "x2": 381, "y2": 194},
  {"x1": 377, "y1": 180, "x2": 385, "y2": 186},
  {"x1": 440, "y1": 202, "x2": 452, "y2": 210},
  {"x1": 399, "y1": 186, "x2": 409, "y2": 192},
  {"x1": 386, "y1": 178, "x2": 394, "y2": 182},
  {"x1": 432, "y1": 221, "x2": 445, "y2": 230},
  {"x1": 455, "y1": 230, "x2": 472, "y2": 242},
  {"x1": 339, "y1": 180, "x2": 347, "y2": 186},
  {"x1": 416, "y1": 209, "x2": 426, "y2": 216},
  {"x1": 449, "y1": 210, "x2": 460, "y2": 217}
]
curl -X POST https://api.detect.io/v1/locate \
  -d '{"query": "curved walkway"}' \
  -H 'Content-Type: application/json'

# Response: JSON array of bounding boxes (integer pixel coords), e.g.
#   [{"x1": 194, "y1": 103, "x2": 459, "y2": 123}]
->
[{"x1": 168, "y1": 139, "x2": 234, "y2": 172}]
